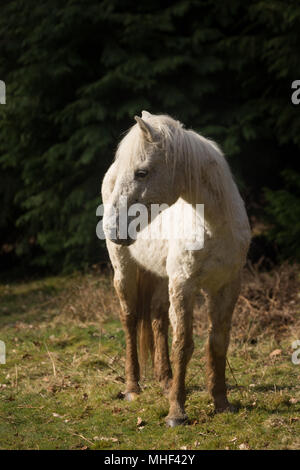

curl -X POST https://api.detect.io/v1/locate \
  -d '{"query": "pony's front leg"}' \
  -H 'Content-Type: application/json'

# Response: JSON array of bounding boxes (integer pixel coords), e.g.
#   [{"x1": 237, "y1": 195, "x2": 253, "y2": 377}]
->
[
  {"x1": 206, "y1": 275, "x2": 241, "y2": 412},
  {"x1": 114, "y1": 275, "x2": 140, "y2": 401},
  {"x1": 166, "y1": 278, "x2": 195, "y2": 427}
]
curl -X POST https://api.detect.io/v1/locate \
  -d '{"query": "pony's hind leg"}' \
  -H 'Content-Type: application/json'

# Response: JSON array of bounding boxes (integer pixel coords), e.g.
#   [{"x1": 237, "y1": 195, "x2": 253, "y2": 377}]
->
[
  {"x1": 165, "y1": 278, "x2": 195, "y2": 427},
  {"x1": 206, "y1": 274, "x2": 241, "y2": 412},
  {"x1": 151, "y1": 280, "x2": 172, "y2": 394}
]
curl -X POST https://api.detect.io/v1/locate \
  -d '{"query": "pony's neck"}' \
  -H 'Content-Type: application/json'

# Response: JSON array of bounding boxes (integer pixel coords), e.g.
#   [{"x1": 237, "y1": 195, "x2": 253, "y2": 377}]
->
[
  {"x1": 181, "y1": 185, "x2": 229, "y2": 233},
  {"x1": 176, "y1": 130, "x2": 236, "y2": 233}
]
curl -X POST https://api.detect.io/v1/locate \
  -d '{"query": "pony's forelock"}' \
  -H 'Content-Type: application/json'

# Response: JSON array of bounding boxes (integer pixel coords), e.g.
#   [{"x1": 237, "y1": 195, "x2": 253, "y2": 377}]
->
[{"x1": 115, "y1": 114, "x2": 183, "y2": 168}]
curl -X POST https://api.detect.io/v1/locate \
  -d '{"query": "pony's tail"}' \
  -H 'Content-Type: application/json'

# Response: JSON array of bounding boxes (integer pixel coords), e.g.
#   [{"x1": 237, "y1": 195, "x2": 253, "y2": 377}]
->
[{"x1": 136, "y1": 269, "x2": 155, "y2": 378}]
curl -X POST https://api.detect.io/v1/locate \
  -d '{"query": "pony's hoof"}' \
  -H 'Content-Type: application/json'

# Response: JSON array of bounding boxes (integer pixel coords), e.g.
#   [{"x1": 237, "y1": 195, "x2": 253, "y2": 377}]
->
[
  {"x1": 165, "y1": 415, "x2": 188, "y2": 427},
  {"x1": 124, "y1": 392, "x2": 139, "y2": 402}
]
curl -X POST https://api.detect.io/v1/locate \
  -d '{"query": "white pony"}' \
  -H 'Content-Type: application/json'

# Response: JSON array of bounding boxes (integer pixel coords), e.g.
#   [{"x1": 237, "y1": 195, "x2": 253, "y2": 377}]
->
[{"x1": 101, "y1": 111, "x2": 251, "y2": 427}]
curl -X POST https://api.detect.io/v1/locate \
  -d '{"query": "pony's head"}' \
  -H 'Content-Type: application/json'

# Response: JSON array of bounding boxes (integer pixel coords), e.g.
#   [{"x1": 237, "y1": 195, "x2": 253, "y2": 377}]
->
[
  {"x1": 102, "y1": 110, "x2": 238, "y2": 246},
  {"x1": 103, "y1": 111, "x2": 184, "y2": 245}
]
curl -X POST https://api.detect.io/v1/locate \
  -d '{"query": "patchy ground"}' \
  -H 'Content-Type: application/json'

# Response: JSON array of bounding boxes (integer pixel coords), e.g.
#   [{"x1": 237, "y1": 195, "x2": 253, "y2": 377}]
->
[{"x1": 0, "y1": 264, "x2": 299, "y2": 450}]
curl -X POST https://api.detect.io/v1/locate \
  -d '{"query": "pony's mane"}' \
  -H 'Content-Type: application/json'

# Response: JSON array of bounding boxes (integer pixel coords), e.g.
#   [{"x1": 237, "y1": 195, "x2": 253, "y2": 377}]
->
[{"x1": 115, "y1": 114, "x2": 244, "y2": 227}]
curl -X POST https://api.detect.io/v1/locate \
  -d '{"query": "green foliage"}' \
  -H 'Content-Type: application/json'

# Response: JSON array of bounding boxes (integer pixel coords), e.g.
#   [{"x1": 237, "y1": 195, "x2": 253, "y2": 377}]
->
[
  {"x1": 0, "y1": 0, "x2": 299, "y2": 270},
  {"x1": 265, "y1": 170, "x2": 300, "y2": 260}
]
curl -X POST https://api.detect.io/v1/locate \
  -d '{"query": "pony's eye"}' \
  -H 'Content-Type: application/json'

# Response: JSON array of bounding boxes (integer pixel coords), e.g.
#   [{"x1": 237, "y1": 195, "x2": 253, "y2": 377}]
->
[{"x1": 135, "y1": 169, "x2": 148, "y2": 179}]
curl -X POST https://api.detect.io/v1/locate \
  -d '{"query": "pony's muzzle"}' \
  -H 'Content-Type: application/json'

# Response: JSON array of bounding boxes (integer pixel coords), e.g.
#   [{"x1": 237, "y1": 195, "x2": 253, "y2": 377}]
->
[
  {"x1": 103, "y1": 214, "x2": 137, "y2": 246},
  {"x1": 108, "y1": 236, "x2": 135, "y2": 246}
]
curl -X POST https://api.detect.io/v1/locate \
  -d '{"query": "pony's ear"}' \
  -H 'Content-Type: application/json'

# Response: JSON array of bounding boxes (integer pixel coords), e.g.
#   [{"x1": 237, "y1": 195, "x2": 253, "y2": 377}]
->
[
  {"x1": 141, "y1": 110, "x2": 151, "y2": 119},
  {"x1": 134, "y1": 116, "x2": 155, "y2": 141}
]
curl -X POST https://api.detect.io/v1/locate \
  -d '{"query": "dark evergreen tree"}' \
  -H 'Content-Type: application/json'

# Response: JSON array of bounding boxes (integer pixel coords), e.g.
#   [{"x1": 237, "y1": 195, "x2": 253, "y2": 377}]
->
[{"x1": 0, "y1": 0, "x2": 299, "y2": 271}]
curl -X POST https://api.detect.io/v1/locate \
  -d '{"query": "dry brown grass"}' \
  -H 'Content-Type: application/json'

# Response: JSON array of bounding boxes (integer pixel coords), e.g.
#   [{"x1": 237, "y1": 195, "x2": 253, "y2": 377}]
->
[
  {"x1": 55, "y1": 262, "x2": 300, "y2": 343},
  {"x1": 54, "y1": 268, "x2": 119, "y2": 326},
  {"x1": 195, "y1": 261, "x2": 300, "y2": 343}
]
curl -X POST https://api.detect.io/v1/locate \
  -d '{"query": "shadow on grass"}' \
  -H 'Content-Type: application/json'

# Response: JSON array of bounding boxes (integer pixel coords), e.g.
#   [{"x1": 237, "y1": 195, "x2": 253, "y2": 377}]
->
[{"x1": 0, "y1": 280, "x2": 66, "y2": 327}]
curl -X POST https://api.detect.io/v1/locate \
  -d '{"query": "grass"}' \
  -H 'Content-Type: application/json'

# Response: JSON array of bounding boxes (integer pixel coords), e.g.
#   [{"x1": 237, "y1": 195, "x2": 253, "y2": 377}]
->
[{"x1": 0, "y1": 265, "x2": 299, "y2": 450}]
